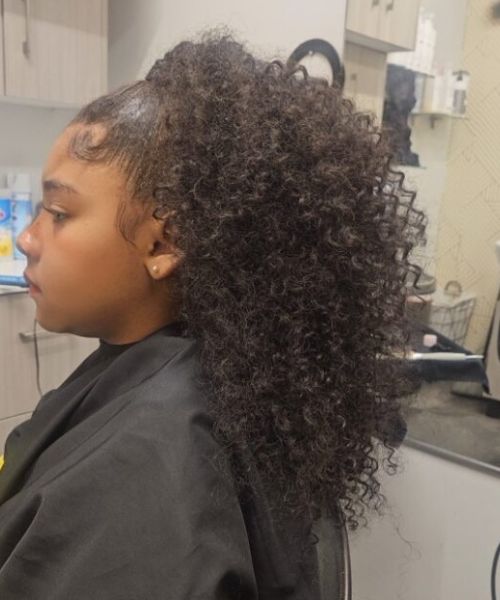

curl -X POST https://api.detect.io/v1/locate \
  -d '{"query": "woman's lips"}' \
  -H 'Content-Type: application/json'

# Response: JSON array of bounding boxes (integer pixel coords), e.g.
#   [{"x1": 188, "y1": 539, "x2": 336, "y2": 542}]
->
[{"x1": 23, "y1": 271, "x2": 41, "y2": 293}]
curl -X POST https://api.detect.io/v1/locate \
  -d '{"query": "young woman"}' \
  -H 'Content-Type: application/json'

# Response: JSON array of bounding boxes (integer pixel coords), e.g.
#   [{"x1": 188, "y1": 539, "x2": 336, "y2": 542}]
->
[{"x1": 0, "y1": 30, "x2": 425, "y2": 599}]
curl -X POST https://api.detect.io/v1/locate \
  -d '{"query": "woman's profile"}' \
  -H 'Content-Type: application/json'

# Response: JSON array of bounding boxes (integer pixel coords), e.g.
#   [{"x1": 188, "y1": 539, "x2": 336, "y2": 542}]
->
[{"x1": 0, "y1": 28, "x2": 425, "y2": 599}]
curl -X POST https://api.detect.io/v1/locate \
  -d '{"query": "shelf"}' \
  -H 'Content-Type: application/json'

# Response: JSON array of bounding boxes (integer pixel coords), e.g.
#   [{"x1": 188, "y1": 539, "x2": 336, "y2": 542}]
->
[
  {"x1": 345, "y1": 29, "x2": 415, "y2": 54},
  {"x1": 411, "y1": 111, "x2": 467, "y2": 118},
  {"x1": 0, "y1": 286, "x2": 27, "y2": 297},
  {"x1": 395, "y1": 164, "x2": 427, "y2": 170},
  {"x1": 0, "y1": 95, "x2": 82, "y2": 111},
  {"x1": 412, "y1": 70, "x2": 436, "y2": 78},
  {"x1": 410, "y1": 111, "x2": 467, "y2": 129}
]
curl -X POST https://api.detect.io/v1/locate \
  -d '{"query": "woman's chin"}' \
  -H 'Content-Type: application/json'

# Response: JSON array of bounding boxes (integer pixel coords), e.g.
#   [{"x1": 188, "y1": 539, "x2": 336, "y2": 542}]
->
[{"x1": 33, "y1": 312, "x2": 69, "y2": 335}]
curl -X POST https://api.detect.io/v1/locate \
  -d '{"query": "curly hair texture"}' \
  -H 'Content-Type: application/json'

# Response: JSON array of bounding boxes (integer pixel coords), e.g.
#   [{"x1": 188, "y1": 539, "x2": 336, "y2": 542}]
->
[{"x1": 69, "y1": 28, "x2": 426, "y2": 529}]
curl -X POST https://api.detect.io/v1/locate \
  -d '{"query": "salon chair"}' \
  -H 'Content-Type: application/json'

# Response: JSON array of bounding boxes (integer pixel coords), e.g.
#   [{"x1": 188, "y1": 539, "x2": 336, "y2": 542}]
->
[{"x1": 315, "y1": 509, "x2": 352, "y2": 600}]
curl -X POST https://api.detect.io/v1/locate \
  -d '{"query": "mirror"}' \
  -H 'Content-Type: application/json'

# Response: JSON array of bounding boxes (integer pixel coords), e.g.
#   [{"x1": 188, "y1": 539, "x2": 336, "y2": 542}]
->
[{"x1": 385, "y1": 0, "x2": 497, "y2": 358}]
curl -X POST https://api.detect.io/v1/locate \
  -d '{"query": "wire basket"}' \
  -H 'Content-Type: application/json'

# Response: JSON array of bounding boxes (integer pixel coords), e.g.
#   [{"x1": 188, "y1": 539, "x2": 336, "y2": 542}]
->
[{"x1": 427, "y1": 280, "x2": 476, "y2": 345}]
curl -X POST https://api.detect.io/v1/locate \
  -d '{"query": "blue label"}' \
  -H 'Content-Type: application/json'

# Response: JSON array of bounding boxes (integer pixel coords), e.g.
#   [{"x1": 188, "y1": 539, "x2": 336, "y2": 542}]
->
[{"x1": 0, "y1": 199, "x2": 11, "y2": 225}]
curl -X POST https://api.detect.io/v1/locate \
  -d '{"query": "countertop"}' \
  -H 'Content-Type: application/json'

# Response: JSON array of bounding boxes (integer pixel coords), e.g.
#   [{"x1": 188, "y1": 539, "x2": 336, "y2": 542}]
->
[
  {"x1": 402, "y1": 380, "x2": 500, "y2": 476},
  {"x1": 0, "y1": 287, "x2": 27, "y2": 296}
]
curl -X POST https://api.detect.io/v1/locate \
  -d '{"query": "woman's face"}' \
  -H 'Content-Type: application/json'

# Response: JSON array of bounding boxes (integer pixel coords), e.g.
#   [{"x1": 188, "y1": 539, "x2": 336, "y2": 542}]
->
[{"x1": 17, "y1": 124, "x2": 179, "y2": 343}]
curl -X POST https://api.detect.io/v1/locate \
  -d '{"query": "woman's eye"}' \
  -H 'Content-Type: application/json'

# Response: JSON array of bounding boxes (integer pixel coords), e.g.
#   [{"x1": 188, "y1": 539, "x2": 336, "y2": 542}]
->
[
  {"x1": 41, "y1": 206, "x2": 67, "y2": 223},
  {"x1": 52, "y1": 211, "x2": 67, "y2": 223}
]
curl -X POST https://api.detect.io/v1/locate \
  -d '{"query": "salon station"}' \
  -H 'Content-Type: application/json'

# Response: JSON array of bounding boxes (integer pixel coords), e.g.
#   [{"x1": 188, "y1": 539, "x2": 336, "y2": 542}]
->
[{"x1": 0, "y1": 1, "x2": 500, "y2": 599}]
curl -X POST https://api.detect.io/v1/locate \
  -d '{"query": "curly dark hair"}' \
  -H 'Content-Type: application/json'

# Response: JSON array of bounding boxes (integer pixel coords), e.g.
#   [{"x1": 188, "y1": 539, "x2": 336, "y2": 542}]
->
[{"x1": 68, "y1": 28, "x2": 426, "y2": 529}]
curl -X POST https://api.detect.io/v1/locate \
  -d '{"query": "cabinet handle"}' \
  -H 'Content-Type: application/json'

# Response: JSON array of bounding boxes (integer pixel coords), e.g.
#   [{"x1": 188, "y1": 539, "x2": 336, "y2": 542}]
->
[
  {"x1": 22, "y1": 0, "x2": 31, "y2": 58},
  {"x1": 19, "y1": 330, "x2": 60, "y2": 343},
  {"x1": 386, "y1": 0, "x2": 395, "y2": 10}
]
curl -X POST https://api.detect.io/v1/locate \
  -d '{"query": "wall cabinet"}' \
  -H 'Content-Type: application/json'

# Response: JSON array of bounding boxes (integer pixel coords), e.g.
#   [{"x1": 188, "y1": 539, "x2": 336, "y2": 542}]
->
[
  {"x1": 1, "y1": 0, "x2": 107, "y2": 106},
  {"x1": 0, "y1": 292, "x2": 98, "y2": 449},
  {"x1": 350, "y1": 445, "x2": 500, "y2": 599},
  {"x1": 346, "y1": 0, "x2": 420, "y2": 53},
  {"x1": 345, "y1": 0, "x2": 381, "y2": 43},
  {"x1": 0, "y1": 8, "x2": 5, "y2": 95}
]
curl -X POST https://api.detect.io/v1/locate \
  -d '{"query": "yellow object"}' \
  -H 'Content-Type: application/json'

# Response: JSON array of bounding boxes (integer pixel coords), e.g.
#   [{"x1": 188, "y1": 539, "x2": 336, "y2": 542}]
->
[
  {"x1": 0, "y1": 454, "x2": 4, "y2": 471},
  {"x1": 0, "y1": 232, "x2": 13, "y2": 258}
]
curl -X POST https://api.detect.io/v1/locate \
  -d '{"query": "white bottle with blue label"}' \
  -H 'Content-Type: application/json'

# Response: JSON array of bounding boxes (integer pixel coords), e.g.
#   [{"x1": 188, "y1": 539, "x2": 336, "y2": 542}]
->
[
  {"x1": 0, "y1": 182, "x2": 14, "y2": 261},
  {"x1": 9, "y1": 173, "x2": 33, "y2": 260}
]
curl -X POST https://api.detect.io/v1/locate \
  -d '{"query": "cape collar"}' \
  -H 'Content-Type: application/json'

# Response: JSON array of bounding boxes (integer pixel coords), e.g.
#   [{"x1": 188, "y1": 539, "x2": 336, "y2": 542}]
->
[{"x1": 0, "y1": 321, "x2": 192, "y2": 507}]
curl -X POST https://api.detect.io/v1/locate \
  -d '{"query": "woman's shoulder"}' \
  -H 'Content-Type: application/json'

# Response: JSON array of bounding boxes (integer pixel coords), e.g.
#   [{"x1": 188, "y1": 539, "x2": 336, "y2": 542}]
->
[
  {"x1": 131, "y1": 334, "x2": 209, "y2": 418},
  {"x1": 99, "y1": 334, "x2": 217, "y2": 459},
  {"x1": 8, "y1": 334, "x2": 216, "y2": 503}
]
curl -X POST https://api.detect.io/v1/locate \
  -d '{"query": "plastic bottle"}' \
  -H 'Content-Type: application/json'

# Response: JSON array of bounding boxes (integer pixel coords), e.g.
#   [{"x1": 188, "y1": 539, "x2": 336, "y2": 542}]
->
[
  {"x1": 0, "y1": 178, "x2": 14, "y2": 261},
  {"x1": 9, "y1": 173, "x2": 33, "y2": 260},
  {"x1": 452, "y1": 70, "x2": 470, "y2": 116}
]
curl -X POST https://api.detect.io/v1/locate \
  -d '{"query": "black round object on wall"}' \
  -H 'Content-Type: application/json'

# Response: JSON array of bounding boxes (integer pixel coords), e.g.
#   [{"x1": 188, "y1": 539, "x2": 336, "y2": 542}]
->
[{"x1": 287, "y1": 38, "x2": 345, "y2": 90}]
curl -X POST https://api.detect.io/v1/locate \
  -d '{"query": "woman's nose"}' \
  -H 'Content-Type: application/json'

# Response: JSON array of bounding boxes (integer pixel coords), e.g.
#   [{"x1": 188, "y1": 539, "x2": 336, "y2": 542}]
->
[
  {"x1": 16, "y1": 223, "x2": 37, "y2": 259},
  {"x1": 18, "y1": 202, "x2": 45, "y2": 259},
  {"x1": 16, "y1": 202, "x2": 43, "y2": 258}
]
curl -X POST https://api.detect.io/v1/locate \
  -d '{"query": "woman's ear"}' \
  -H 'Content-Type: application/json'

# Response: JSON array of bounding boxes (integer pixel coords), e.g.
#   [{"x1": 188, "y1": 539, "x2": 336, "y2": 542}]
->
[{"x1": 139, "y1": 210, "x2": 184, "y2": 281}]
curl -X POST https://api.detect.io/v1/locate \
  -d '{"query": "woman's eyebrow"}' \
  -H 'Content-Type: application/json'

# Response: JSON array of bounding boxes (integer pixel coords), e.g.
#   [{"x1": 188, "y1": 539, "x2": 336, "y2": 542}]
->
[{"x1": 42, "y1": 179, "x2": 80, "y2": 195}]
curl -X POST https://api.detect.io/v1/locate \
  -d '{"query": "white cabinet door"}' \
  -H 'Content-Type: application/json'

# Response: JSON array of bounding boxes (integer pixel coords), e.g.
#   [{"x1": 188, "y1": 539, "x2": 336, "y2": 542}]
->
[
  {"x1": 345, "y1": 0, "x2": 381, "y2": 41},
  {"x1": 377, "y1": 0, "x2": 420, "y2": 51},
  {"x1": 2, "y1": 0, "x2": 107, "y2": 105},
  {"x1": 346, "y1": 0, "x2": 420, "y2": 53},
  {"x1": 0, "y1": 292, "x2": 98, "y2": 420},
  {"x1": 350, "y1": 445, "x2": 500, "y2": 599},
  {"x1": 0, "y1": 292, "x2": 39, "y2": 417},
  {"x1": 0, "y1": 7, "x2": 5, "y2": 95}
]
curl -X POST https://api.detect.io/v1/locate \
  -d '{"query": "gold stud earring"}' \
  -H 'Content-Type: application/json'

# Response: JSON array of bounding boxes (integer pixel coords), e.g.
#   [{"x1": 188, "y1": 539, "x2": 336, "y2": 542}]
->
[{"x1": 152, "y1": 265, "x2": 159, "y2": 275}]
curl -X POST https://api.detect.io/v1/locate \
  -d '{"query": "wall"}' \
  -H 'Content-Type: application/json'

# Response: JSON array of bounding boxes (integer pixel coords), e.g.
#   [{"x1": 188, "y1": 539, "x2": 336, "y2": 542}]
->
[
  {"x1": 434, "y1": 0, "x2": 500, "y2": 352},
  {"x1": 0, "y1": 103, "x2": 76, "y2": 203},
  {"x1": 108, "y1": 0, "x2": 347, "y2": 89}
]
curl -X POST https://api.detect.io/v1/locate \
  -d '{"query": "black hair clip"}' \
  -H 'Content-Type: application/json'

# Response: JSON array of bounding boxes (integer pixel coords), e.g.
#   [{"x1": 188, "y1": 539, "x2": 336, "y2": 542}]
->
[{"x1": 287, "y1": 39, "x2": 345, "y2": 90}]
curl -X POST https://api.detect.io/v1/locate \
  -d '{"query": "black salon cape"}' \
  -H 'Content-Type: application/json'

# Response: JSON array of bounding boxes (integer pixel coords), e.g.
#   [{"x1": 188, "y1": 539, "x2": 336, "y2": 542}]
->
[{"x1": 0, "y1": 322, "x2": 325, "y2": 599}]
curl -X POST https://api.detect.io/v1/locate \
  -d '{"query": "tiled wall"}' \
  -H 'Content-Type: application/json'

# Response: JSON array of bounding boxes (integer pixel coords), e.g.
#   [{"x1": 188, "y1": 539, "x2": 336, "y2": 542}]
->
[{"x1": 434, "y1": 0, "x2": 500, "y2": 351}]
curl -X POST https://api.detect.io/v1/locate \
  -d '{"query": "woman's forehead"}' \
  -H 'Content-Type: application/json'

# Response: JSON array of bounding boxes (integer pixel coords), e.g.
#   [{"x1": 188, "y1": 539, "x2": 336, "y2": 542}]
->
[{"x1": 43, "y1": 124, "x2": 127, "y2": 197}]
